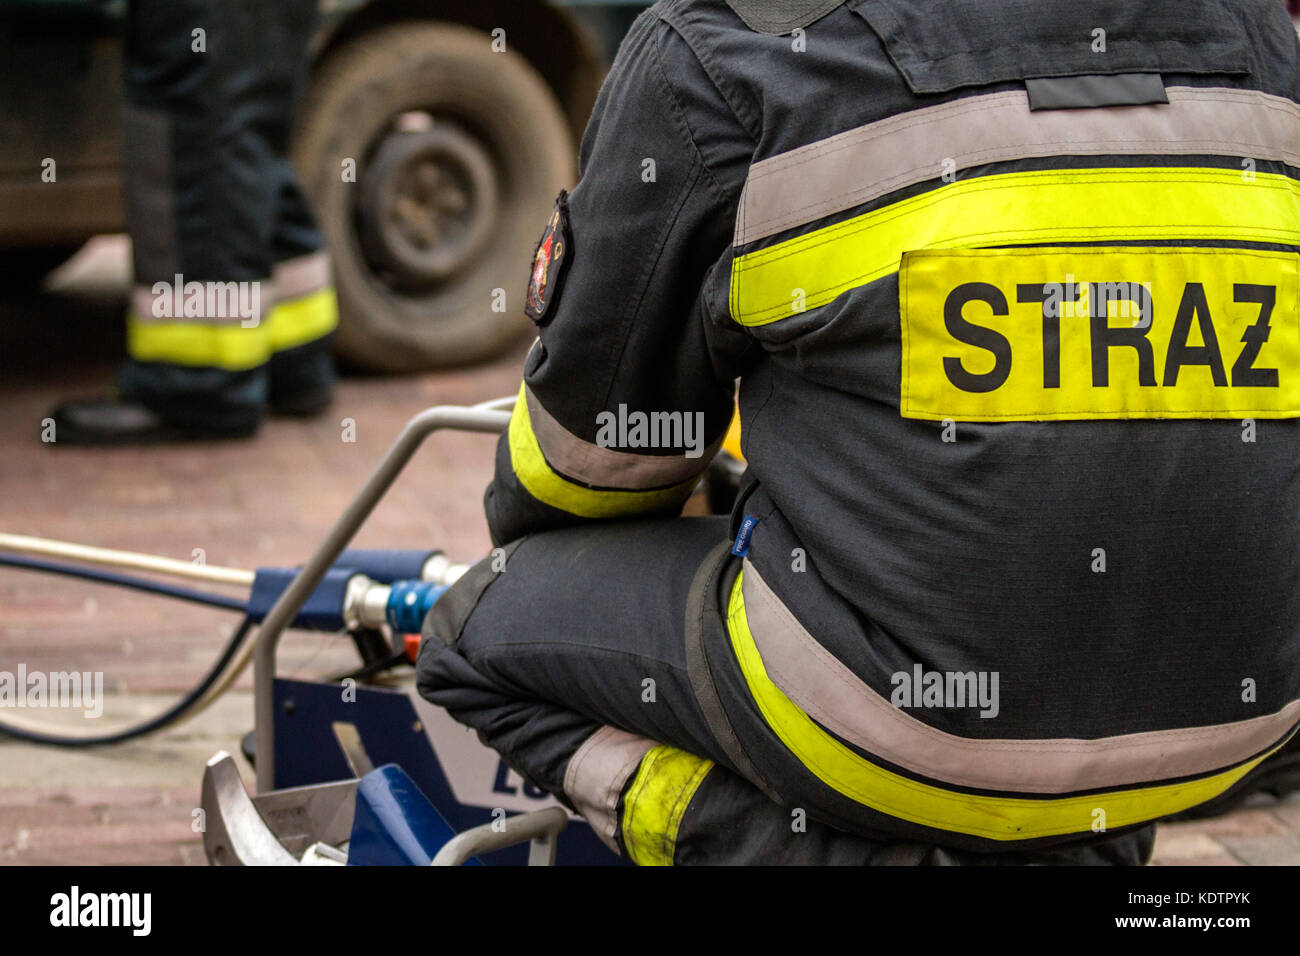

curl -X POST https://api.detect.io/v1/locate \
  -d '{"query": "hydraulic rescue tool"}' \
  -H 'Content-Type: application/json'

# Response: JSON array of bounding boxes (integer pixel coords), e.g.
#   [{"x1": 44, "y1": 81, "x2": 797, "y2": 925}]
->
[{"x1": 1, "y1": 395, "x2": 744, "y2": 864}]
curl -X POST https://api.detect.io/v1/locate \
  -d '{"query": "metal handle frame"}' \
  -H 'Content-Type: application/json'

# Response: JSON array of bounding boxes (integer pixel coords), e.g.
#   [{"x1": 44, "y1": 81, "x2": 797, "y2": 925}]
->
[
  {"x1": 252, "y1": 401, "x2": 513, "y2": 793},
  {"x1": 431, "y1": 807, "x2": 570, "y2": 866}
]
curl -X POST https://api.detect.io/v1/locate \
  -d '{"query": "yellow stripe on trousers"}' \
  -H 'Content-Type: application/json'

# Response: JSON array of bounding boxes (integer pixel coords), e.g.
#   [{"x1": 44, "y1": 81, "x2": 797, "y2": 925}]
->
[
  {"x1": 269, "y1": 286, "x2": 338, "y2": 352},
  {"x1": 621, "y1": 745, "x2": 714, "y2": 866},
  {"x1": 725, "y1": 570, "x2": 1282, "y2": 841},
  {"x1": 127, "y1": 287, "x2": 337, "y2": 371},
  {"x1": 729, "y1": 167, "x2": 1300, "y2": 327},
  {"x1": 127, "y1": 314, "x2": 272, "y2": 371}
]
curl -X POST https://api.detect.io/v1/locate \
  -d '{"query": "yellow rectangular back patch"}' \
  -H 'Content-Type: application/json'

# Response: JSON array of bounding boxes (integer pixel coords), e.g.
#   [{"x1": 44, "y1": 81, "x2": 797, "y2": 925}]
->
[{"x1": 899, "y1": 247, "x2": 1300, "y2": 422}]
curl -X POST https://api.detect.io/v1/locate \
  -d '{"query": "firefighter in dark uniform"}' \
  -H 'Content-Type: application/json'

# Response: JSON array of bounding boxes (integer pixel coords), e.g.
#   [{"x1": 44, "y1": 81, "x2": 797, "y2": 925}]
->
[
  {"x1": 50, "y1": 0, "x2": 337, "y2": 443},
  {"x1": 417, "y1": 0, "x2": 1300, "y2": 864}
]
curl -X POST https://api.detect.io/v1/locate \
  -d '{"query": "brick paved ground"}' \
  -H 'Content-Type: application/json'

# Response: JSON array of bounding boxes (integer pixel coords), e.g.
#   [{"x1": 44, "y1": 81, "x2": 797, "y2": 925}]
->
[{"x1": 0, "y1": 239, "x2": 1297, "y2": 865}]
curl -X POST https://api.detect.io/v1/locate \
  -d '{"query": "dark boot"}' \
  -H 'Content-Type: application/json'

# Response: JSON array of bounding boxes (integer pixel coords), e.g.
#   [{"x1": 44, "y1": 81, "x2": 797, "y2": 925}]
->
[{"x1": 46, "y1": 395, "x2": 259, "y2": 446}]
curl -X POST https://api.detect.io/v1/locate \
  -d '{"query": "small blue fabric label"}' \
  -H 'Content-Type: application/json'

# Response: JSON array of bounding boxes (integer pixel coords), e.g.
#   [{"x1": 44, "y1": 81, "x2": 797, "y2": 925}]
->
[{"x1": 732, "y1": 515, "x2": 758, "y2": 557}]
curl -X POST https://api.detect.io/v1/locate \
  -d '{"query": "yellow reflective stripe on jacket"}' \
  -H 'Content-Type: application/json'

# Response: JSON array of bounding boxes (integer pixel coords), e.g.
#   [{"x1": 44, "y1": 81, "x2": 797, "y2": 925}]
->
[
  {"x1": 127, "y1": 312, "x2": 272, "y2": 371},
  {"x1": 268, "y1": 286, "x2": 338, "y2": 352},
  {"x1": 726, "y1": 570, "x2": 1280, "y2": 841},
  {"x1": 721, "y1": 407, "x2": 744, "y2": 461},
  {"x1": 730, "y1": 167, "x2": 1300, "y2": 327},
  {"x1": 507, "y1": 384, "x2": 701, "y2": 519},
  {"x1": 525, "y1": 385, "x2": 718, "y2": 489},
  {"x1": 621, "y1": 745, "x2": 714, "y2": 866}
]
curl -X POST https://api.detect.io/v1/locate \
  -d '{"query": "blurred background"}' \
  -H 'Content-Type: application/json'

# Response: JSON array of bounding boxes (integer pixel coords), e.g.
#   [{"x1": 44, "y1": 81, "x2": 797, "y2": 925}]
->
[
  {"x1": 0, "y1": 0, "x2": 648, "y2": 864},
  {"x1": 0, "y1": 0, "x2": 651, "y2": 370}
]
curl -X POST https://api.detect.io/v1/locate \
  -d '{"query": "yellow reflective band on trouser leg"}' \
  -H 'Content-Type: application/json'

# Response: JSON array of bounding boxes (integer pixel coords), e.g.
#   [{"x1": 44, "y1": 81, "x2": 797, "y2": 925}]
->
[
  {"x1": 268, "y1": 286, "x2": 339, "y2": 353},
  {"x1": 506, "y1": 383, "x2": 701, "y2": 519},
  {"x1": 620, "y1": 745, "x2": 714, "y2": 866},
  {"x1": 725, "y1": 571, "x2": 1285, "y2": 841},
  {"x1": 729, "y1": 167, "x2": 1300, "y2": 327},
  {"x1": 127, "y1": 312, "x2": 273, "y2": 371}
]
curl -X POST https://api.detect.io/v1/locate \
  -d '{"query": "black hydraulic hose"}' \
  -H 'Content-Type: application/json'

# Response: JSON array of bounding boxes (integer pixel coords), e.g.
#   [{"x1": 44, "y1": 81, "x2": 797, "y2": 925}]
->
[
  {"x1": 0, "y1": 616, "x2": 252, "y2": 748},
  {"x1": 0, "y1": 553, "x2": 253, "y2": 747},
  {"x1": 0, "y1": 553, "x2": 248, "y2": 611}
]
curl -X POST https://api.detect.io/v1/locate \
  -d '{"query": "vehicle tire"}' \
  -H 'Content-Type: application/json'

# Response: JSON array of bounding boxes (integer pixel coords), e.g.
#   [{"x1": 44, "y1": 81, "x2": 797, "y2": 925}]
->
[{"x1": 294, "y1": 22, "x2": 576, "y2": 371}]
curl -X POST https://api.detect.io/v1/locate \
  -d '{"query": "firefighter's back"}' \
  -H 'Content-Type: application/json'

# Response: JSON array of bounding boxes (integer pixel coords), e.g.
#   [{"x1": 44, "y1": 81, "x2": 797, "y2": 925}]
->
[{"x1": 679, "y1": 0, "x2": 1300, "y2": 847}]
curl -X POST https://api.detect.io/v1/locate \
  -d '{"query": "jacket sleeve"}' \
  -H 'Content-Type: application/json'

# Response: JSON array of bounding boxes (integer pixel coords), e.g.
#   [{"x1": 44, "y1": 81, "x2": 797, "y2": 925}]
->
[{"x1": 484, "y1": 12, "x2": 754, "y2": 546}]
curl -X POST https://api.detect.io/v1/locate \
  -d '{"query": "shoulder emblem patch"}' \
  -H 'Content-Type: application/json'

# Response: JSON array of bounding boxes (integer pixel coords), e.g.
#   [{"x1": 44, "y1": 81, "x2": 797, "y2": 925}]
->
[{"x1": 525, "y1": 191, "x2": 571, "y2": 325}]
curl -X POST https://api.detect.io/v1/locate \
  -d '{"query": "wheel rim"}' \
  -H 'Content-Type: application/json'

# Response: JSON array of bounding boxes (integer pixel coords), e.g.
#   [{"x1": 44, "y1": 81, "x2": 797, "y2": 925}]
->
[{"x1": 355, "y1": 116, "x2": 501, "y2": 292}]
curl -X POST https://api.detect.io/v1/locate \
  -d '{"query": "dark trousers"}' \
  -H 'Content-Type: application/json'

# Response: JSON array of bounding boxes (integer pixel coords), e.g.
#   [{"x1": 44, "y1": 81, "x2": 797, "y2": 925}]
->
[
  {"x1": 120, "y1": 0, "x2": 333, "y2": 431},
  {"x1": 416, "y1": 517, "x2": 1155, "y2": 865}
]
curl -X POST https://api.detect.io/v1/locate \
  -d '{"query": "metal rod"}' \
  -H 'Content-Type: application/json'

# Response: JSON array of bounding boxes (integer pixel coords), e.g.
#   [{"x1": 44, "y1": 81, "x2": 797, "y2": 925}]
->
[
  {"x1": 431, "y1": 806, "x2": 569, "y2": 866},
  {"x1": 0, "y1": 532, "x2": 255, "y2": 587},
  {"x1": 252, "y1": 404, "x2": 511, "y2": 792}
]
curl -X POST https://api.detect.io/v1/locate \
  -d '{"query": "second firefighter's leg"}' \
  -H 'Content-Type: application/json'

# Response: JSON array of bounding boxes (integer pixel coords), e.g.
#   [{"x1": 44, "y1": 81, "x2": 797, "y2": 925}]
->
[
  {"x1": 115, "y1": 0, "x2": 278, "y2": 436},
  {"x1": 262, "y1": 0, "x2": 337, "y2": 416},
  {"x1": 266, "y1": 175, "x2": 337, "y2": 416}
]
